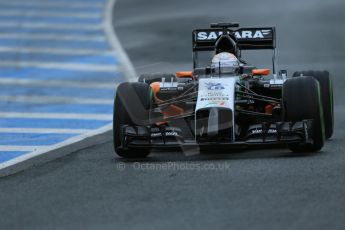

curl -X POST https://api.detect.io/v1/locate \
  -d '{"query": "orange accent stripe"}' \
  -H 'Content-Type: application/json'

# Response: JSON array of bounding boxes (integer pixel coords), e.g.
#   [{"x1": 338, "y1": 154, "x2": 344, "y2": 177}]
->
[
  {"x1": 150, "y1": 82, "x2": 161, "y2": 95},
  {"x1": 176, "y1": 71, "x2": 194, "y2": 79},
  {"x1": 252, "y1": 69, "x2": 270, "y2": 76},
  {"x1": 265, "y1": 104, "x2": 274, "y2": 114},
  {"x1": 162, "y1": 105, "x2": 184, "y2": 118},
  {"x1": 150, "y1": 82, "x2": 185, "y2": 122}
]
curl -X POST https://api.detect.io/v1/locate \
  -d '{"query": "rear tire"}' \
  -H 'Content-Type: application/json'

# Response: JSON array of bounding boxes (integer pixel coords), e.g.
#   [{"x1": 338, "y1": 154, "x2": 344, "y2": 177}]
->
[
  {"x1": 138, "y1": 73, "x2": 176, "y2": 85},
  {"x1": 293, "y1": 70, "x2": 333, "y2": 139},
  {"x1": 283, "y1": 76, "x2": 325, "y2": 152},
  {"x1": 113, "y1": 82, "x2": 152, "y2": 158}
]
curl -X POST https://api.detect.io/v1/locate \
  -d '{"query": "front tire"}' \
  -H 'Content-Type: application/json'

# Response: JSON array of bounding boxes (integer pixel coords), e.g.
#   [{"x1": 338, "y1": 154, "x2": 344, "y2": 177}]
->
[
  {"x1": 293, "y1": 70, "x2": 333, "y2": 139},
  {"x1": 283, "y1": 76, "x2": 325, "y2": 152},
  {"x1": 113, "y1": 82, "x2": 152, "y2": 158}
]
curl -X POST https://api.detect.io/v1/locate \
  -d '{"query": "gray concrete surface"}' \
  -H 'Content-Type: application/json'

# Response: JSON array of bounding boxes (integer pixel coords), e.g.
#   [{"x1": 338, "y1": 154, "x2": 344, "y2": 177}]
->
[{"x1": 0, "y1": 0, "x2": 345, "y2": 229}]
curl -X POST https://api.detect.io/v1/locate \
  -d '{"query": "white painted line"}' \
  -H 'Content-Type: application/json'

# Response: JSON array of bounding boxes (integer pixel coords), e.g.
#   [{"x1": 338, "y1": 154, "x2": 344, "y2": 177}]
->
[
  {"x1": 0, "y1": 22, "x2": 102, "y2": 30},
  {"x1": 0, "y1": 10, "x2": 101, "y2": 19},
  {"x1": 0, "y1": 47, "x2": 116, "y2": 56},
  {"x1": 0, "y1": 61, "x2": 118, "y2": 72},
  {"x1": 0, "y1": 1, "x2": 104, "y2": 8},
  {"x1": 0, "y1": 96, "x2": 113, "y2": 105},
  {"x1": 0, "y1": 124, "x2": 112, "y2": 170},
  {"x1": 0, "y1": 128, "x2": 89, "y2": 134},
  {"x1": 0, "y1": 112, "x2": 113, "y2": 120},
  {"x1": 0, "y1": 146, "x2": 46, "y2": 152},
  {"x1": 0, "y1": 78, "x2": 117, "y2": 89},
  {"x1": 0, "y1": 34, "x2": 106, "y2": 42},
  {"x1": 103, "y1": 0, "x2": 137, "y2": 81}
]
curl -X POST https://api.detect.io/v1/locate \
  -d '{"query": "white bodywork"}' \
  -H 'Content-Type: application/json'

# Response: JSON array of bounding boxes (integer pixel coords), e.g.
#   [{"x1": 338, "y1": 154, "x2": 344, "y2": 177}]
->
[{"x1": 196, "y1": 77, "x2": 238, "y2": 139}]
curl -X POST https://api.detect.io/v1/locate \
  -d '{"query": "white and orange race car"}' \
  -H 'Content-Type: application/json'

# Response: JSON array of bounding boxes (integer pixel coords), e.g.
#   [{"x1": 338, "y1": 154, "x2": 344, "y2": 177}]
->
[{"x1": 113, "y1": 22, "x2": 333, "y2": 158}]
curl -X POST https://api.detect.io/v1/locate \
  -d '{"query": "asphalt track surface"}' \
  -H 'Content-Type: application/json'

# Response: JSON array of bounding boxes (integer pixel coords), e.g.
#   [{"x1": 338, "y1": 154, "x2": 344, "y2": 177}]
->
[{"x1": 1, "y1": 0, "x2": 345, "y2": 229}]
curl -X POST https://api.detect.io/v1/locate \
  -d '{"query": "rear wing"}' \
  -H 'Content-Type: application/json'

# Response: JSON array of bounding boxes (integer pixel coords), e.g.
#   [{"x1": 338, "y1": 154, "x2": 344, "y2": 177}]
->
[
  {"x1": 192, "y1": 27, "x2": 276, "y2": 51},
  {"x1": 192, "y1": 27, "x2": 277, "y2": 74}
]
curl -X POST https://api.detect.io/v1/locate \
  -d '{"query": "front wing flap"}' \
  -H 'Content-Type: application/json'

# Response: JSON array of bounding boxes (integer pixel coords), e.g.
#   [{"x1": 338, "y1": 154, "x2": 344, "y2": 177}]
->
[{"x1": 118, "y1": 120, "x2": 314, "y2": 151}]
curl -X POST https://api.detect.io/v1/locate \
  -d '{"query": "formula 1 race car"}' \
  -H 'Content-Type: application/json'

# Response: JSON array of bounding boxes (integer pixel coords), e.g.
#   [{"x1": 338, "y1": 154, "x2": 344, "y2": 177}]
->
[{"x1": 113, "y1": 22, "x2": 333, "y2": 158}]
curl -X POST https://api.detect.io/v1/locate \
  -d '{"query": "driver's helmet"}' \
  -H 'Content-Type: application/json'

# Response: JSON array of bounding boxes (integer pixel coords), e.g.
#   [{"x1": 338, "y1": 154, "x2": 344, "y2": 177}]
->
[{"x1": 211, "y1": 52, "x2": 240, "y2": 74}]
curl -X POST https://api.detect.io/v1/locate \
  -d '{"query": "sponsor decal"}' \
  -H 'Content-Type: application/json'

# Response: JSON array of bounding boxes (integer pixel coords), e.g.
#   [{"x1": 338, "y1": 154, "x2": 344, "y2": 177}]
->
[
  {"x1": 234, "y1": 30, "x2": 271, "y2": 39},
  {"x1": 160, "y1": 87, "x2": 178, "y2": 91},
  {"x1": 269, "y1": 84, "x2": 283, "y2": 89},
  {"x1": 205, "y1": 82, "x2": 225, "y2": 90},
  {"x1": 200, "y1": 97, "x2": 229, "y2": 101},
  {"x1": 196, "y1": 78, "x2": 236, "y2": 111},
  {"x1": 198, "y1": 82, "x2": 231, "y2": 108},
  {"x1": 205, "y1": 101, "x2": 226, "y2": 107},
  {"x1": 151, "y1": 131, "x2": 178, "y2": 137},
  {"x1": 197, "y1": 30, "x2": 272, "y2": 41},
  {"x1": 251, "y1": 129, "x2": 277, "y2": 134}
]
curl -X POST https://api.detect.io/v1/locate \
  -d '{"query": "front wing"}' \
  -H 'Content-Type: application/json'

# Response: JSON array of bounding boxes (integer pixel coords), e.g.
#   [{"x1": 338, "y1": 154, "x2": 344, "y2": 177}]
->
[{"x1": 117, "y1": 120, "x2": 314, "y2": 151}]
